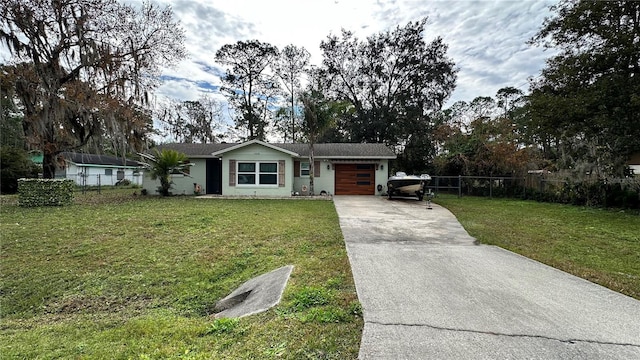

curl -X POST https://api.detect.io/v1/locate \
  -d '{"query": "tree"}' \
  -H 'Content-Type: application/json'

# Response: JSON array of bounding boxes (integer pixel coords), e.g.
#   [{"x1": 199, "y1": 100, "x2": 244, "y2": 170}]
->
[
  {"x1": 0, "y1": 0, "x2": 186, "y2": 178},
  {"x1": 0, "y1": 146, "x2": 39, "y2": 194},
  {"x1": 300, "y1": 90, "x2": 350, "y2": 195},
  {"x1": 273, "y1": 44, "x2": 310, "y2": 142},
  {"x1": 79, "y1": 104, "x2": 153, "y2": 157},
  {"x1": 255, "y1": 75, "x2": 281, "y2": 140},
  {"x1": 299, "y1": 68, "x2": 351, "y2": 194},
  {"x1": 318, "y1": 19, "x2": 456, "y2": 173},
  {"x1": 496, "y1": 86, "x2": 524, "y2": 119},
  {"x1": 215, "y1": 40, "x2": 279, "y2": 141},
  {"x1": 433, "y1": 95, "x2": 539, "y2": 176},
  {"x1": 319, "y1": 19, "x2": 456, "y2": 153},
  {"x1": 0, "y1": 66, "x2": 25, "y2": 149},
  {"x1": 139, "y1": 149, "x2": 191, "y2": 196},
  {"x1": 529, "y1": 0, "x2": 640, "y2": 177},
  {"x1": 158, "y1": 96, "x2": 223, "y2": 143}
]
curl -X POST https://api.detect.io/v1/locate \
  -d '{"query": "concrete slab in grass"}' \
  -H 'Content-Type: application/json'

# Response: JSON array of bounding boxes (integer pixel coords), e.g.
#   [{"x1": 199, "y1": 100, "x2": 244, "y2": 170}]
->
[{"x1": 214, "y1": 265, "x2": 294, "y2": 318}]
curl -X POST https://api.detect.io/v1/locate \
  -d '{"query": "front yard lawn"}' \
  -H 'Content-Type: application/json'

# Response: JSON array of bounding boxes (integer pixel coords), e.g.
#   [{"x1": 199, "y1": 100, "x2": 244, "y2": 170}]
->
[
  {"x1": 434, "y1": 195, "x2": 640, "y2": 300},
  {"x1": 0, "y1": 193, "x2": 362, "y2": 359}
]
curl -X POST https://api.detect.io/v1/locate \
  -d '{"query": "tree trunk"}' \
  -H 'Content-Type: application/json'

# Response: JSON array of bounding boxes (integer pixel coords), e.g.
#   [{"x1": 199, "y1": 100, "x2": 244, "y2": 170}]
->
[
  {"x1": 291, "y1": 92, "x2": 295, "y2": 143},
  {"x1": 308, "y1": 142, "x2": 315, "y2": 195},
  {"x1": 42, "y1": 151, "x2": 56, "y2": 179},
  {"x1": 160, "y1": 176, "x2": 171, "y2": 196},
  {"x1": 41, "y1": 117, "x2": 60, "y2": 179}
]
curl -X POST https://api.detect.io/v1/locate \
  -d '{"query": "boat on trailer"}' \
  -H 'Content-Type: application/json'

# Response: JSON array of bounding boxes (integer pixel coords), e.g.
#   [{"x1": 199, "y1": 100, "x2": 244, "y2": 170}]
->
[{"x1": 387, "y1": 172, "x2": 431, "y2": 201}]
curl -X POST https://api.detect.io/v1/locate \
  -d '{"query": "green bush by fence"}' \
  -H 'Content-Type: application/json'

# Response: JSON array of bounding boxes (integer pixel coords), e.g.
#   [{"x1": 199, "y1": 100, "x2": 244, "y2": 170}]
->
[
  {"x1": 526, "y1": 179, "x2": 640, "y2": 209},
  {"x1": 17, "y1": 179, "x2": 75, "y2": 207},
  {"x1": 429, "y1": 175, "x2": 640, "y2": 209}
]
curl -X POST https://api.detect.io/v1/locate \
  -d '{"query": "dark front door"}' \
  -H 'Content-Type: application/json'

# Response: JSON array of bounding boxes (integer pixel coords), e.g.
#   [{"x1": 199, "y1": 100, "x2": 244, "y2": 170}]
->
[{"x1": 206, "y1": 158, "x2": 222, "y2": 194}]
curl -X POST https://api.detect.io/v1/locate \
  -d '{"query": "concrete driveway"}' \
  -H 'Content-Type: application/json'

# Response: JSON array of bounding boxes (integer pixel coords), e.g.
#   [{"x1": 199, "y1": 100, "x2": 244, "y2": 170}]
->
[{"x1": 333, "y1": 196, "x2": 640, "y2": 359}]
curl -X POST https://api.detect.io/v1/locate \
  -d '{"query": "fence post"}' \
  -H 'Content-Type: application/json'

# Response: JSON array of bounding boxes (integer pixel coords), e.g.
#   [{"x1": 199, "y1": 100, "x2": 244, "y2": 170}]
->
[
  {"x1": 489, "y1": 176, "x2": 493, "y2": 198},
  {"x1": 98, "y1": 174, "x2": 101, "y2": 194},
  {"x1": 458, "y1": 175, "x2": 462, "y2": 198}
]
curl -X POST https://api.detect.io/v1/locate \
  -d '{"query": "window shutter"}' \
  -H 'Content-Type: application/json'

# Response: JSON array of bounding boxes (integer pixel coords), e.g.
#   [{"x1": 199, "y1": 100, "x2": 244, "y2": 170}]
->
[
  {"x1": 229, "y1": 160, "x2": 236, "y2": 186},
  {"x1": 294, "y1": 161, "x2": 300, "y2": 177},
  {"x1": 314, "y1": 161, "x2": 321, "y2": 177},
  {"x1": 278, "y1": 160, "x2": 285, "y2": 187}
]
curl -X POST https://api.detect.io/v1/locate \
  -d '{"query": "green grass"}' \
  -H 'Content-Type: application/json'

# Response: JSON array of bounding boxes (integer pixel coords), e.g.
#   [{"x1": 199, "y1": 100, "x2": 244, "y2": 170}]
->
[
  {"x1": 434, "y1": 194, "x2": 640, "y2": 300},
  {"x1": 0, "y1": 190, "x2": 362, "y2": 359}
]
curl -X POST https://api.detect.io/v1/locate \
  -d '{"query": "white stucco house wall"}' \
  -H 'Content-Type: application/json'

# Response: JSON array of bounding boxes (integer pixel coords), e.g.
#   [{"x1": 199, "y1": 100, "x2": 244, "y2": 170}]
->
[
  {"x1": 142, "y1": 140, "x2": 397, "y2": 196},
  {"x1": 56, "y1": 152, "x2": 143, "y2": 186}
]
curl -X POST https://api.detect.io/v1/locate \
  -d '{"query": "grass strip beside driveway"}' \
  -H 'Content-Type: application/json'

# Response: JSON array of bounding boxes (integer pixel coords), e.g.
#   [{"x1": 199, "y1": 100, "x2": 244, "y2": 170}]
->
[
  {"x1": 0, "y1": 194, "x2": 362, "y2": 359},
  {"x1": 434, "y1": 195, "x2": 640, "y2": 300}
]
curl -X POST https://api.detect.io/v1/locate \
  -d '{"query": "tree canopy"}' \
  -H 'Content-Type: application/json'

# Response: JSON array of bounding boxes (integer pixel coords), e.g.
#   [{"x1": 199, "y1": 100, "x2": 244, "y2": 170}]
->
[
  {"x1": 273, "y1": 44, "x2": 310, "y2": 143},
  {"x1": 434, "y1": 91, "x2": 539, "y2": 177},
  {"x1": 317, "y1": 18, "x2": 457, "y2": 172},
  {"x1": 215, "y1": 40, "x2": 280, "y2": 141},
  {"x1": 0, "y1": 0, "x2": 186, "y2": 178},
  {"x1": 527, "y1": 0, "x2": 640, "y2": 177},
  {"x1": 7, "y1": 0, "x2": 634, "y2": 182},
  {"x1": 299, "y1": 72, "x2": 352, "y2": 194},
  {"x1": 157, "y1": 96, "x2": 223, "y2": 144}
]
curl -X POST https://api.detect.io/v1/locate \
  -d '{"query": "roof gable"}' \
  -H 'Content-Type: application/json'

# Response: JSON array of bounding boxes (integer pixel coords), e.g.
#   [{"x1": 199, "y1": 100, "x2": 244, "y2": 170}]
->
[{"x1": 211, "y1": 140, "x2": 299, "y2": 157}]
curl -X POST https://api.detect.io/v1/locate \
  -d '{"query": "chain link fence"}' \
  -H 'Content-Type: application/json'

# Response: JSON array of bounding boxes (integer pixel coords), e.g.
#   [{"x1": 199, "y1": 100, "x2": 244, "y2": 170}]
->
[
  {"x1": 72, "y1": 173, "x2": 143, "y2": 194},
  {"x1": 427, "y1": 174, "x2": 640, "y2": 209}
]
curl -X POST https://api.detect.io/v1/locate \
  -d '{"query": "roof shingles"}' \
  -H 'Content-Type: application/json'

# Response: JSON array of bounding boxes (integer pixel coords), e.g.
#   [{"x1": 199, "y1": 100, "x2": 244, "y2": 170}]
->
[
  {"x1": 62, "y1": 152, "x2": 142, "y2": 167},
  {"x1": 155, "y1": 142, "x2": 396, "y2": 159},
  {"x1": 155, "y1": 143, "x2": 236, "y2": 156}
]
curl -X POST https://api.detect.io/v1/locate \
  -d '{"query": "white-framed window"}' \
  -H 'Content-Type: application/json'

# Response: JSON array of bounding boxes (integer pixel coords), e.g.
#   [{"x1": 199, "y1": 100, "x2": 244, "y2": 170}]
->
[
  {"x1": 237, "y1": 161, "x2": 278, "y2": 186},
  {"x1": 105, "y1": 169, "x2": 113, "y2": 176},
  {"x1": 300, "y1": 162, "x2": 310, "y2": 176}
]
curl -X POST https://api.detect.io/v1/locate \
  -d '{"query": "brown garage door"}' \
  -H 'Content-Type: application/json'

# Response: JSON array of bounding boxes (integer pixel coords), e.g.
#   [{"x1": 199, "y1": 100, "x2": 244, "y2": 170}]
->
[{"x1": 334, "y1": 164, "x2": 375, "y2": 195}]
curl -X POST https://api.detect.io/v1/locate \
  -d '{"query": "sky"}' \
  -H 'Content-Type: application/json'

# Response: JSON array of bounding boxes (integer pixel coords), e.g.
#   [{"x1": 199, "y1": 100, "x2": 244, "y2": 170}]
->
[
  {"x1": 152, "y1": 0, "x2": 559, "y2": 107},
  {"x1": 0, "y1": 0, "x2": 560, "y2": 141}
]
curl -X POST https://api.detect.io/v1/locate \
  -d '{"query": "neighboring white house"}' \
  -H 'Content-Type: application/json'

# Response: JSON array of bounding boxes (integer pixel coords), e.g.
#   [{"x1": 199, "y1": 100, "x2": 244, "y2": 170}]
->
[
  {"x1": 142, "y1": 140, "x2": 397, "y2": 196},
  {"x1": 56, "y1": 152, "x2": 144, "y2": 186}
]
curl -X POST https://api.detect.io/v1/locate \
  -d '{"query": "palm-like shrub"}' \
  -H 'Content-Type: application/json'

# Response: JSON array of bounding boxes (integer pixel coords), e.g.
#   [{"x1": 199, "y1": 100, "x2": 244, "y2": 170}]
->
[{"x1": 140, "y1": 149, "x2": 191, "y2": 196}]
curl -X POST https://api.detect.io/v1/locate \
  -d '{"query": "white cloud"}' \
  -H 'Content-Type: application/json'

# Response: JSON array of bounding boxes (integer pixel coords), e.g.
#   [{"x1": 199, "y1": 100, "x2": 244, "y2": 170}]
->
[{"x1": 153, "y1": 0, "x2": 557, "y2": 107}]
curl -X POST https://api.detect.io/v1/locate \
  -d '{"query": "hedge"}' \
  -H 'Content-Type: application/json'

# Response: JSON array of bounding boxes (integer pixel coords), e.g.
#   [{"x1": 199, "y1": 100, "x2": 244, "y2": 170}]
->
[
  {"x1": 17, "y1": 178, "x2": 75, "y2": 207},
  {"x1": 519, "y1": 179, "x2": 640, "y2": 209}
]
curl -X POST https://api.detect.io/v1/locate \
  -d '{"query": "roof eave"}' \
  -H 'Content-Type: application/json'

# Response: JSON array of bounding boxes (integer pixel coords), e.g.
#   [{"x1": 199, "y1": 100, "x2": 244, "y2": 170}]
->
[
  {"x1": 293, "y1": 155, "x2": 396, "y2": 160},
  {"x1": 66, "y1": 162, "x2": 142, "y2": 169},
  {"x1": 329, "y1": 156, "x2": 397, "y2": 160},
  {"x1": 183, "y1": 155, "x2": 214, "y2": 159}
]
